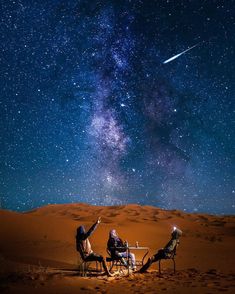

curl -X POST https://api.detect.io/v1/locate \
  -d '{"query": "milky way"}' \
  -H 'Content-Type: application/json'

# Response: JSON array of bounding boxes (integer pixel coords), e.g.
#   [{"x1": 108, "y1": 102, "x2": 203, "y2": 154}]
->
[{"x1": 1, "y1": 0, "x2": 234, "y2": 214}]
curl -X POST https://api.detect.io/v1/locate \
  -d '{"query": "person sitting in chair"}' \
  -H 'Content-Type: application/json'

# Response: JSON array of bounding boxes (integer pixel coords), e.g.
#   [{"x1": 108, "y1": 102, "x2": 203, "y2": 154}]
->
[
  {"x1": 107, "y1": 229, "x2": 136, "y2": 271},
  {"x1": 76, "y1": 217, "x2": 113, "y2": 276},
  {"x1": 139, "y1": 227, "x2": 182, "y2": 273}
]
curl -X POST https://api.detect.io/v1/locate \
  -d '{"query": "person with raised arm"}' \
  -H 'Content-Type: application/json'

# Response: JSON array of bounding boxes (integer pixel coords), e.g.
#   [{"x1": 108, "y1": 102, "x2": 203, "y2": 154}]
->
[{"x1": 76, "y1": 217, "x2": 113, "y2": 276}]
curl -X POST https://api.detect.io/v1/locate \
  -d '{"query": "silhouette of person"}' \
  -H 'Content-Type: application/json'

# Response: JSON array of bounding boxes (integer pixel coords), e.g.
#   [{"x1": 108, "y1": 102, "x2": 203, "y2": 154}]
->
[
  {"x1": 139, "y1": 227, "x2": 182, "y2": 273},
  {"x1": 107, "y1": 229, "x2": 136, "y2": 270},
  {"x1": 76, "y1": 217, "x2": 112, "y2": 276}
]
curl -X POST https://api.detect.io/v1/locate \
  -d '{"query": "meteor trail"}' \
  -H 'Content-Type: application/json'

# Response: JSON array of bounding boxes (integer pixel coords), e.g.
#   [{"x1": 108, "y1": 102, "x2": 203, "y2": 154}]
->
[{"x1": 163, "y1": 43, "x2": 199, "y2": 64}]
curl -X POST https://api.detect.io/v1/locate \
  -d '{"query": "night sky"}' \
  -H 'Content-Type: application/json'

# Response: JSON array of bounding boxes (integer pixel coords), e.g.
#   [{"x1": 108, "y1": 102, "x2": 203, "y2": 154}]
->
[{"x1": 1, "y1": 0, "x2": 234, "y2": 214}]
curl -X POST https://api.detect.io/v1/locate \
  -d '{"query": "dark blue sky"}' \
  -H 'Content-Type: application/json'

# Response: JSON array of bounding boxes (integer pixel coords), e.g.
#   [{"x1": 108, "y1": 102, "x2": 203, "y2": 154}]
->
[{"x1": 1, "y1": 0, "x2": 234, "y2": 214}]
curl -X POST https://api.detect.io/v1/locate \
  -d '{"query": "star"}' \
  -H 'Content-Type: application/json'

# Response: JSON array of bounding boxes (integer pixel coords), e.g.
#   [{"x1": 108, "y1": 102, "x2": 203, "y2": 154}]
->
[{"x1": 0, "y1": 0, "x2": 233, "y2": 214}]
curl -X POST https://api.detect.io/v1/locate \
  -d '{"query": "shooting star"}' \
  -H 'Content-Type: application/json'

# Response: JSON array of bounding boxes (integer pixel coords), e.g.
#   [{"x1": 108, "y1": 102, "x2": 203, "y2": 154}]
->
[{"x1": 163, "y1": 43, "x2": 199, "y2": 64}]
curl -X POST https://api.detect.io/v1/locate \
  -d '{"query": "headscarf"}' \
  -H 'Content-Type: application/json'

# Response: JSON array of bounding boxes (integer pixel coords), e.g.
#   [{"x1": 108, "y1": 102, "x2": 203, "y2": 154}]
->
[
  {"x1": 109, "y1": 229, "x2": 119, "y2": 240},
  {"x1": 77, "y1": 226, "x2": 85, "y2": 239},
  {"x1": 171, "y1": 228, "x2": 182, "y2": 239}
]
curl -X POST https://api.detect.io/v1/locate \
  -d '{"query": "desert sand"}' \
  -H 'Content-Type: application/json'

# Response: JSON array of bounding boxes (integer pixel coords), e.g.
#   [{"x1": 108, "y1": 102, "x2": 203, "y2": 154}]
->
[{"x1": 0, "y1": 203, "x2": 235, "y2": 293}]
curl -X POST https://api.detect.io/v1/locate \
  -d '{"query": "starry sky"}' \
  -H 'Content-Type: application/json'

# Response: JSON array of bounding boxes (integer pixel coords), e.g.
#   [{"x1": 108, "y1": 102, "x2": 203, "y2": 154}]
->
[{"x1": 1, "y1": 0, "x2": 234, "y2": 214}]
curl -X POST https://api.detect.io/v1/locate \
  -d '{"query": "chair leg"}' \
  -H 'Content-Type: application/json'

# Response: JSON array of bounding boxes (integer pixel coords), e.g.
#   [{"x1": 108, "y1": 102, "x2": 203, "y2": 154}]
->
[
  {"x1": 99, "y1": 261, "x2": 102, "y2": 272},
  {"x1": 173, "y1": 258, "x2": 176, "y2": 274},
  {"x1": 80, "y1": 261, "x2": 85, "y2": 277},
  {"x1": 79, "y1": 262, "x2": 84, "y2": 276},
  {"x1": 84, "y1": 262, "x2": 88, "y2": 277},
  {"x1": 115, "y1": 261, "x2": 118, "y2": 271},
  {"x1": 109, "y1": 261, "x2": 114, "y2": 272},
  {"x1": 95, "y1": 261, "x2": 101, "y2": 273},
  {"x1": 84, "y1": 261, "x2": 90, "y2": 276}
]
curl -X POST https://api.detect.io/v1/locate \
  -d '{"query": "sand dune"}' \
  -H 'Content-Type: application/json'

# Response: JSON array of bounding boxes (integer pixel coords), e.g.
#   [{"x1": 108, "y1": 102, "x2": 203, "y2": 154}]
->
[{"x1": 0, "y1": 203, "x2": 235, "y2": 293}]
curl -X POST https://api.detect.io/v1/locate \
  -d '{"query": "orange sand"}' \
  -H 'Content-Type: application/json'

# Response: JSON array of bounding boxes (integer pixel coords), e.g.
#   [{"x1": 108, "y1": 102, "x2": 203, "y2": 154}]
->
[{"x1": 0, "y1": 203, "x2": 234, "y2": 293}]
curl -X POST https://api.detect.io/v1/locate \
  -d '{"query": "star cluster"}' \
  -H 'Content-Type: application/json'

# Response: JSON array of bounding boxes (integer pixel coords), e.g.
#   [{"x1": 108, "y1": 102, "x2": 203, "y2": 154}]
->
[{"x1": 1, "y1": 0, "x2": 234, "y2": 214}]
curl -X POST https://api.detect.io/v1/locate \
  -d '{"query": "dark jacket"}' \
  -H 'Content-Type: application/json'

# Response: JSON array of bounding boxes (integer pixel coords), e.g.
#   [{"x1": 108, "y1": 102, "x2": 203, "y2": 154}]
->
[
  {"x1": 163, "y1": 228, "x2": 182, "y2": 257},
  {"x1": 107, "y1": 237, "x2": 126, "y2": 257},
  {"x1": 163, "y1": 239, "x2": 179, "y2": 257},
  {"x1": 76, "y1": 221, "x2": 98, "y2": 258}
]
